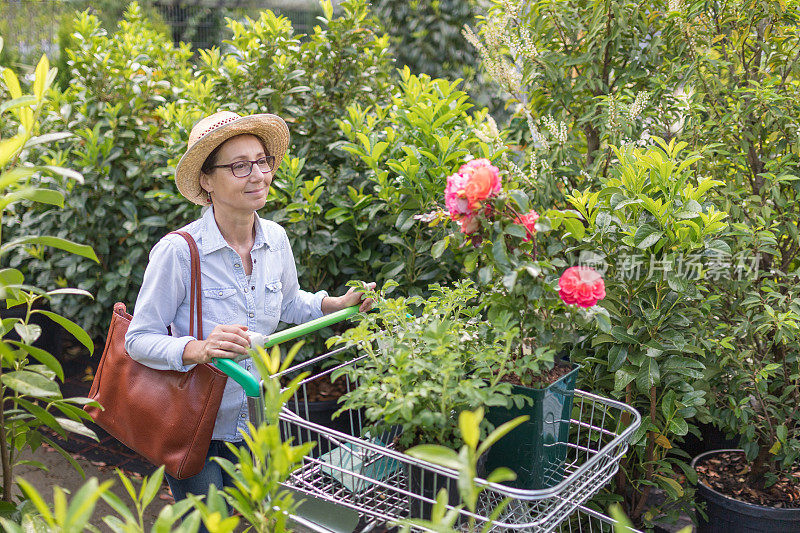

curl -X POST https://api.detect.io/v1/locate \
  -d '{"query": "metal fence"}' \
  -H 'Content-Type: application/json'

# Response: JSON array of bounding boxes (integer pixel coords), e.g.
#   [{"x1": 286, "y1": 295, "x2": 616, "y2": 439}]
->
[{"x1": 0, "y1": 0, "x2": 325, "y2": 67}]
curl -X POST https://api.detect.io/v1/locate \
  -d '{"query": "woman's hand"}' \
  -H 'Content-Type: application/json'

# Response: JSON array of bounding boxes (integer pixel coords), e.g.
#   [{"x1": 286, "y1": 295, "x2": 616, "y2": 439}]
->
[
  {"x1": 182, "y1": 324, "x2": 250, "y2": 365},
  {"x1": 322, "y1": 282, "x2": 376, "y2": 314}
]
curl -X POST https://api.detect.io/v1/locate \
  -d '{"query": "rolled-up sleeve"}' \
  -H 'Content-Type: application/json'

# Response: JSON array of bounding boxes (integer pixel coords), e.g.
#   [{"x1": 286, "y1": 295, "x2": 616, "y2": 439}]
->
[
  {"x1": 278, "y1": 230, "x2": 328, "y2": 325},
  {"x1": 125, "y1": 238, "x2": 196, "y2": 372}
]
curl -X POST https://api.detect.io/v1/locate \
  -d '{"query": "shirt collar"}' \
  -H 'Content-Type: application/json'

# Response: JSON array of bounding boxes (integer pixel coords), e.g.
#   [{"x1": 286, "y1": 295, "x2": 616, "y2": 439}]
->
[{"x1": 199, "y1": 206, "x2": 271, "y2": 255}]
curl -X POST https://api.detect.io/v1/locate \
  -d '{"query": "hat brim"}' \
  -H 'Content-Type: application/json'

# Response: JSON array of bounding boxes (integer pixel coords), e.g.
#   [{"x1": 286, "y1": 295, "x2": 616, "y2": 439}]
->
[{"x1": 175, "y1": 114, "x2": 290, "y2": 205}]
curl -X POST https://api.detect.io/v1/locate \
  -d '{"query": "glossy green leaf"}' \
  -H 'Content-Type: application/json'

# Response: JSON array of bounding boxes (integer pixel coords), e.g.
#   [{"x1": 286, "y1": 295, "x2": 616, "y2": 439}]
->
[
  {"x1": 0, "y1": 188, "x2": 64, "y2": 210},
  {"x1": 141, "y1": 466, "x2": 166, "y2": 509},
  {"x1": 431, "y1": 239, "x2": 447, "y2": 259},
  {"x1": 478, "y1": 415, "x2": 528, "y2": 456},
  {"x1": 31, "y1": 310, "x2": 94, "y2": 355},
  {"x1": 458, "y1": 409, "x2": 481, "y2": 450},
  {"x1": 8, "y1": 341, "x2": 64, "y2": 381},
  {"x1": 0, "y1": 95, "x2": 36, "y2": 116},
  {"x1": 2, "y1": 370, "x2": 60, "y2": 398},
  {"x1": 611, "y1": 326, "x2": 639, "y2": 345},
  {"x1": 16, "y1": 478, "x2": 54, "y2": 525},
  {"x1": 64, "y1": 477, "x2": 113, "y2": 531},
  {"x1": 0, "y1": 133, "x2": 26, "y2": 167},
  {"x1": 1, "y1": 236, "x2": 98, "y2": 262},
  {"x1": 33, "y1": 55, "x2": 49, "y2": 100},
  {"x1": 2, "y1": 67, "x2": 22, "y2": 99},
  {"x1": 24, "y1": 132, "x2": 73, "y2": 148},
  {"x1": 405, "y1": 444, "x2": 461, "y2": 470},
  {"x1": 0, "y1": 166, "x2": 36, "y2": 189},
  {"x1": 14, "y1": 397, "x2": 63, "y2": 435},
  {"x1": 634, "y1": 224, "x2": 663, "y2": 249}
]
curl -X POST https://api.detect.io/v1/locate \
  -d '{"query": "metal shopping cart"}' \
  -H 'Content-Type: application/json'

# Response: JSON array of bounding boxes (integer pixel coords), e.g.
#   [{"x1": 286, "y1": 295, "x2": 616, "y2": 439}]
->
[{"x1": 214, "y1": 307, "x2": 642, "y2": 533}]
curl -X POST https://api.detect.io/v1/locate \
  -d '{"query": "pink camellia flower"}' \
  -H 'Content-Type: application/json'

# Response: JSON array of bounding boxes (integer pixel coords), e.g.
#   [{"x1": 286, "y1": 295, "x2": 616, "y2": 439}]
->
[
  {"x1": 514, "y1": 209, "x2": 540, "y2": 242},
  {"x1": 558, "y1": 266, "x2": 606, "y2": 308}
]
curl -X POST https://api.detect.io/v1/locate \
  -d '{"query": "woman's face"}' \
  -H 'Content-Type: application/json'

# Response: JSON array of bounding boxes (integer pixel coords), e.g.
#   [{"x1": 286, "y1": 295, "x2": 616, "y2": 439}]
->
[{"x1": 200, "y1": 134, "x2": 272, "y2": 215}]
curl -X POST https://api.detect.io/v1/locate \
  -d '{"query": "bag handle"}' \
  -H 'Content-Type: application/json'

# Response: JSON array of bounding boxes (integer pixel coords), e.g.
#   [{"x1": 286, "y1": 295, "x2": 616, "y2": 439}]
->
[{"x1": 170, "y1": 231, "x2": 202, "y2": 340}]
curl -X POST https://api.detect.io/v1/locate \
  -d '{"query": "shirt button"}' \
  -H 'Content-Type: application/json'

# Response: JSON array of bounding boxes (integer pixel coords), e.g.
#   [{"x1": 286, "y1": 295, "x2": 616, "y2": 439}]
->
[
  {"x1": 249, "y1": 312, "x2": 254, "y2": 318},
  {"x1": 251, "y1": 286, "x2": 255, "y2": 290},
  {"x1": 217, "y1": 291, "x2": 223, "y2": 296},
  {"x1": 234, "y1": 263, "x2": 241, "y2": 268},
  {"x1": 240, "y1": 413, "x2": 246, "y2": 419}
]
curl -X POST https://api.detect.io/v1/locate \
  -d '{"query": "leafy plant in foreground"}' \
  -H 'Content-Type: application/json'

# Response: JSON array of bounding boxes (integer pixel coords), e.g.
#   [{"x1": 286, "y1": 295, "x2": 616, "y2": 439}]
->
[{"x1": 0, "y1": 44, "x2": 101, "y2": 510}]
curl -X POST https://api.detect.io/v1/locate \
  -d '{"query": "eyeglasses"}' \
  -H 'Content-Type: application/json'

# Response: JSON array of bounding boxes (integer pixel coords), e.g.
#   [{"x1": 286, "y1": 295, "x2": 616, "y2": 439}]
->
[{"x1": 211, "y1": 156, "x2": 276, "y2": 178}]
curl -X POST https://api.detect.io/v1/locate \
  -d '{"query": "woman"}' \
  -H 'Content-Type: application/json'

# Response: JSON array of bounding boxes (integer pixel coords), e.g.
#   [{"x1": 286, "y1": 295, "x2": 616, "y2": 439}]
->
[{"x1": 125, "y1": 111, "x2": 373, "y2": 507}]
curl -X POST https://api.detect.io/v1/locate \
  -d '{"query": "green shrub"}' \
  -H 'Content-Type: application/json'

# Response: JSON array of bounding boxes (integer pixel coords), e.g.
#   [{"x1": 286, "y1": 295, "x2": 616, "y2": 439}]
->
[
  {"x1": 370, "y1": 0, "x2": 479, "y2": 82},
  {"x1": 9, "y1": 3, "x2": 194, "y2": 339},
  {"x1": 337, "y1": 68, "x2": 499, "y2": 293},
  {"x1": 679, "y1": 0, "x2": 800, "y2": 491},
  {"x1": 464, "y1": 0, "x2": 689, "y2": 207},
  {"x1": 565, "y1": 139, "x2": 728, "y2": 524}
]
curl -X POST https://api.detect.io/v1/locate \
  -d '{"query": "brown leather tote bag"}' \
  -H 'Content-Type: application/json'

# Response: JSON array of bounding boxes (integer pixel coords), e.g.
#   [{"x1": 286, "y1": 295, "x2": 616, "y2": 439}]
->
[{"x1": 85, "y1": 231, "x2": 228, "y2": 479}]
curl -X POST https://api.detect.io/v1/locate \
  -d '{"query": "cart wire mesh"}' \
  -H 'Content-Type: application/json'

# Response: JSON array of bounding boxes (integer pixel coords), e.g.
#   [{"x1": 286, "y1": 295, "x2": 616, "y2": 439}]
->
[{"x1": 275, "y1": 352, "x2": 641, "y2": 533}]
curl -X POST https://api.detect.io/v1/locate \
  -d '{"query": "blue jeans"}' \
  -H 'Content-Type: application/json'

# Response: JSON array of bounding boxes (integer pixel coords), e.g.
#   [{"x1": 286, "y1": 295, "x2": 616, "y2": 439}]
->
[{"x1": 165, "y1": 440, "x2": 245, "y2": 532}]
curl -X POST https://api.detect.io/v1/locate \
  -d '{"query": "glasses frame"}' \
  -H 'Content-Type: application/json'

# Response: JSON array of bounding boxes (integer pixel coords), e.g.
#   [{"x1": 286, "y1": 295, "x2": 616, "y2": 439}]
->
[{"x1": 211, "y1": 155, "x2": 276, "y2": 178}]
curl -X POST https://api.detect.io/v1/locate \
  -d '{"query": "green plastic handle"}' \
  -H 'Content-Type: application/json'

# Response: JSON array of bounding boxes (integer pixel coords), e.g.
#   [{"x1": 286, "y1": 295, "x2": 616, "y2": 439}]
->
[
  {"x1": 214, "y1": 358, "x2": 261, "y2": 397},
  {"x1": 213, "y1": 306, "x2": 360, "y2": 397}
]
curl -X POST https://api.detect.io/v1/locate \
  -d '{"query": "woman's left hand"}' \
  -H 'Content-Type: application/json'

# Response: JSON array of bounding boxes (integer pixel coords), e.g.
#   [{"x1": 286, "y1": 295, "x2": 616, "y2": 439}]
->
[{"x1": 322, "y1": 282, "x2": 376, "y2": 314}]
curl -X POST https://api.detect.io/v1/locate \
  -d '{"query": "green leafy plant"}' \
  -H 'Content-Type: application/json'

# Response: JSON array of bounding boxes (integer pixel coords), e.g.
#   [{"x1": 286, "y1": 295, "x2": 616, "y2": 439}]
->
[
  {"x1": 0, "y1": 46, "x2": 101, "y2": 510},
  {"x1": 9, "y1": 3, "x2": 194, "y2": 339},
  {"x1": 464, "y1": 0, "x2": 688, "y2": 206},
  {"x1": 331, "y1": 280, "x2": 517, "y2": 450},
  {"x1": 565, "y1": 139, "x2": 728, "y2": 524},
  {"x1": 399, "y1": 407, "x2": 527, "y2": 532},
  {"x1": 369, "y1": 0, "x2": 480, "y2": 86},
  {"x1": 677, "y1": 0, "x2": 800, "y2": 496},
  {"x1": 337, "y1": 68, "x2": 499, "y2": 294},
  {"x1": 209, "y1": 342, "x2": 315, "y2": 533}
]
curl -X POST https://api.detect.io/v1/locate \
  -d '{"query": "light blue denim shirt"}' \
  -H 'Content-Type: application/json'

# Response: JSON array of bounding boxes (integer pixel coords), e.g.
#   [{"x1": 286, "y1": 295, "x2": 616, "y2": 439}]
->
[{"x1": 125, "y1": 206, "x2": 327, "y2": 441}]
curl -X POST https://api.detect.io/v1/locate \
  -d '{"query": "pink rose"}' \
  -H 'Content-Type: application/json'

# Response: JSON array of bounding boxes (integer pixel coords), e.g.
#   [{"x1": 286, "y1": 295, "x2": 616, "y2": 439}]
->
[
  {"x1": 558, "y1": 266, "x2": 606, "y2": 308},
  {"x1": 514, "y1": 209, "x2": 540, "y2": 242},
  {"x1": 443, "y1": 158, "x2": 502, "y2": 233},
  {"x1": 444, "y1": 172, "x2": 472, "y2": 219},
  {"x1": 459, "y1": 159, "x2": 501, "y2": 207}
]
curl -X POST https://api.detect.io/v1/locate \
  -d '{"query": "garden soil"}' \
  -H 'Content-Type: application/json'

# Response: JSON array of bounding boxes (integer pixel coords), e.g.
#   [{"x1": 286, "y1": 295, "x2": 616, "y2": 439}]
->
[{"x1": 695, "y1": 450, "x2": 800, "y2": 508}]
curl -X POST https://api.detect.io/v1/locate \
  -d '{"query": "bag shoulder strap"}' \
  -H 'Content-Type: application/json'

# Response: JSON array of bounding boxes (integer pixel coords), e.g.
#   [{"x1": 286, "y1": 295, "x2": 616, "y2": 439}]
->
[{"x1": 169, "y1": 231, "x2": 203, "y2": 340}]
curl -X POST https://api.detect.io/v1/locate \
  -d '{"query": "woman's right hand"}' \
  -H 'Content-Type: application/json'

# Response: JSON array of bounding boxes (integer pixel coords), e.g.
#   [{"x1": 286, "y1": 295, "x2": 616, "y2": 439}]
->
[{"x1": 182, "y1": 324, "x2": 250, "y2": 365}]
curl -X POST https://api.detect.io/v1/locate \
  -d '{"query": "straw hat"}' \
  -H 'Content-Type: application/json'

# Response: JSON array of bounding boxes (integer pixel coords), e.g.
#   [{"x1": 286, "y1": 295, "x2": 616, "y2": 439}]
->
[{"x1": 175, "y1": 111, "x2": 290, "y2": 205}]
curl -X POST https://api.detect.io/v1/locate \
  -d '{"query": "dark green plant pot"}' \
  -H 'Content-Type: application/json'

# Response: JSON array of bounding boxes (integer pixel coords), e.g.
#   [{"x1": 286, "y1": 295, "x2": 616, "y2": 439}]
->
[{"x1": 483, "y1": 364, "x2": 579, "y2": 490}]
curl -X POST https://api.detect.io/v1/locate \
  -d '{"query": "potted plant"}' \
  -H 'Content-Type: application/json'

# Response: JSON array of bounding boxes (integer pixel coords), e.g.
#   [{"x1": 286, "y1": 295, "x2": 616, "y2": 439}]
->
[
  {"x1": 330, "y1": 279, "x2": 519, "y2": 518},
  {"x1": 422, "y1": 156, "x2": 608, "y2": 489},
  {"x1": 694, "y1": 237, "x2": 800, "y2": 531}
]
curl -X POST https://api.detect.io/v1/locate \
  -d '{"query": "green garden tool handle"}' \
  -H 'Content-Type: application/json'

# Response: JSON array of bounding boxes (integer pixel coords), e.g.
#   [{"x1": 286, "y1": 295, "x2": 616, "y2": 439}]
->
[{"x1": 213, "y1": 306, "x2": 360, "y2": 397}]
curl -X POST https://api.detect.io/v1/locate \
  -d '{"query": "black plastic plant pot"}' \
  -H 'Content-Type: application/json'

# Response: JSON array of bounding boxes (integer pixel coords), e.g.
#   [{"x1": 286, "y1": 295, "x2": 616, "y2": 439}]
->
[
  {"x1": 407, "y1": 463, "x2": 460, "y2": 521},
  {"x1": 692, "y1": 449, "x2": 800, "y2": 533},
  {"x1": 407, "y1": 452, "x2": 488, "y2": 522},
  {"x1": 483, "y1": 364, "x2": 580, "y2": 490}
]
